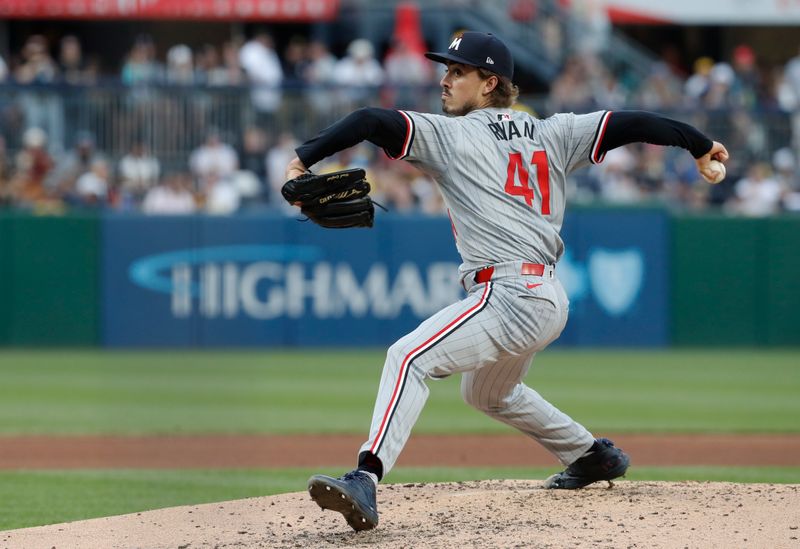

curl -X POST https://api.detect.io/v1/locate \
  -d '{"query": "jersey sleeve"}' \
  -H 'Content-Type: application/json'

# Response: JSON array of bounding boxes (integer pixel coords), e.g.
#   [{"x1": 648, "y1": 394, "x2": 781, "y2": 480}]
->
[
  {"x1": 295, "y1": 108, "x2": 409, "y2": 169},
  {"x1": 391, "y1": 111, "x2": 463, "y2": 176},
  {"x1": 548, "y1": 110, "x2": 611, "y2": 173}
]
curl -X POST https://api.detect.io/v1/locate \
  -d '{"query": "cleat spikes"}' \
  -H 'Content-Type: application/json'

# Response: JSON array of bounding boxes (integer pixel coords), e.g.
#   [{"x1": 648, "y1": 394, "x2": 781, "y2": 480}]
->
[{"x1": 307, "y1": 471, "x2": 378, "y2": 531}]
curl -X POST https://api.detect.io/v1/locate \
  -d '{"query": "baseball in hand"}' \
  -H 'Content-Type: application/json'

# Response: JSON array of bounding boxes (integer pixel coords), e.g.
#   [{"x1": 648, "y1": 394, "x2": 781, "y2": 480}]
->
[{"x1": 703, "y1": 160, "x2": 726, "y2": 184}]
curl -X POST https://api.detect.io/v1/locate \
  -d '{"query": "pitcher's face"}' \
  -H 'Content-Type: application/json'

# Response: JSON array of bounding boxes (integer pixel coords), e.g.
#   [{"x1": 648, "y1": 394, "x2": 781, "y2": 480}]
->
[{"x1": 439, "y1": 62, "x2": 486, "y2": 116}]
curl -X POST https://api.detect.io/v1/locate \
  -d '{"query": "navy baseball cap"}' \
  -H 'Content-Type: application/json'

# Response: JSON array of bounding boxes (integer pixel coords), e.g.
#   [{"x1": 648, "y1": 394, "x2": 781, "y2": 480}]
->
[{"x1": 425, "y1": 31, "x2": 514, "y2": 80}]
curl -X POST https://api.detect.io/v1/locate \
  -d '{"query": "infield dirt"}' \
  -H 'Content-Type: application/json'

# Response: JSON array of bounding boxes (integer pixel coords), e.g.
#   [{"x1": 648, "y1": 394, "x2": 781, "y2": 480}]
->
[
  {"x1": 4, "y1": 480, "x2": 799, "y2": 548},
  {"x1": 3, "y1": 434, "x2": 800, "y2": 547}
]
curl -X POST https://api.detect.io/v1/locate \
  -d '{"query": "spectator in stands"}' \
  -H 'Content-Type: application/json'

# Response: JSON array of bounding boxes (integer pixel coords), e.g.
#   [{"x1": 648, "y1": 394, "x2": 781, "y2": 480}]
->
[
  {"x1": 703, "y1": 62, "x2": 736, "y2": 109},
  {"x1": 379, "y1": 165, "x2": 418, "y2": 212},
  {"x1": 509, "y1": 0, "x2": 537, "y2": 22},
  {"x1": 730, "y1": 44, "x2": 762, "y2": 109},
  {"x1": 661, "y1": 146, "x2": 707, "y2": 208},
  {"x1": 727, "y1": 161, "x2": 785, "y2": 217},
  {"x1": 304, "y1": 40, "x2": 338, "y2": 116},
  {"x1": 238, "y1": 126, "x2": 269, "y2": 200},
  {"x1": 633, "y1": 62, "x2": 683, "y2": 109},
  {"x1": 121, "y1": 36, "x2": 163, "y2": 134},
  {"x1": 265, "y1": 132, "x2": 301, "y2": 207},
  {"x1": 684, "y1": 56, "x2": 714, "y2": 106},
  {"x1": 334, "y1": 39, "x2": 385, "y2": 108},
  {"x1": 197, "y1": 44, "x2": 228, "y2": 86},
  {"x1": 592, "y1": 147, "x2": 641, "y2": 203},
  {"x1": 410, "y1": 171, "x2": 445, "y2": 215},
  {"x1": 142, "y1": 171, "x2": 197, "y2": 214},
  {"x1": 239, "y1": 30, "x2": 284, "y2": 124},
  {"x1": 220, "y1": 40, "x2": 246, "y2": 86},
  {"x1": 189, "y1": 128, "x2": 238, "y2": 192},
  {"x1": 0, "y1": 136, "x2": 12, "y2": 207},
  {"x1": 383, "y1": 39, "x2": 434, "y2": 110},
  {"x1": 547, "y1": 56, "x2": 595, "y2": 112},
  {"x1": 540, "y1": 14, "x2": 565, "y2": 66},
  {"x1": 121, "y1": 34, "x2": 163, "y2": 85},
  {"x1": 118, "y1": 140, "x2": 161, "y2": 206},
  {"x1": 58, "y1": 35, "x2": 92, "y2": 85},
  {"x1": 779, "y1": 45, "x2": 800, "y2": 161},
  {"x1": 633, "y1": 143, "x2": 668, "y2": 198},
  {"x1": 203, "y1": 171, "x2": 241, "y2": 215},
  {"x1": 594, "y1": 69, "x2": 628, "y2": 111},
  {"x1": 0, "y1": 53, "x2": 8, "y2": 82},
  {"x1": 283, "y1": 36, "x2": 310, "y2": 88},
  {"x1": 569, "y1": 0, "x2": 611, "y2": 55},
  {"x1": 726, "y1": 109, "x2": 768, "y2": 166},
  {"x1": 15, "y1": 35, "x2": 58, "y2": 84},
  {"x1": 58, "y1": 35, "x2": 96, "y2": 154},
  {"x1": 9, "y1": 127, "x2": 55, "y2": 208},
  {"x1": 15, "y1": 35, "x2": 64, "y2": 151},
  {"x1": 48, "y1": 130, "x2": 104, "y2": 198},
  {"x1": 280, "y1": 36, "x2": 311, "y2": 128},
  {"x1": 772, "y1": 147, "x2": 800, "y2": 211},
  {"x1": 783, "y1": 45, "x2": 800, "y2": 102},
  {"x1": 70, "y1": 158, "x2": 110, "y2": 207},
  {"x1": 165, "y1": 44, "x2": 196, "y2": 85}
]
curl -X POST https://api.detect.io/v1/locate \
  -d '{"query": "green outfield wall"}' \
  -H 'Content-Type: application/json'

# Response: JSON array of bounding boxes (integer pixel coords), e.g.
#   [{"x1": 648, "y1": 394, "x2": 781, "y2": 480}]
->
[
  {"x1": 671, "y1": 215, "x2": 800, "y2": 346},
  {"x1": 0, "y1": 213, "x2": 99, "y2": 346},
  {"x1": 0, "y1": 212, "x2": 798, "y2": 347}
]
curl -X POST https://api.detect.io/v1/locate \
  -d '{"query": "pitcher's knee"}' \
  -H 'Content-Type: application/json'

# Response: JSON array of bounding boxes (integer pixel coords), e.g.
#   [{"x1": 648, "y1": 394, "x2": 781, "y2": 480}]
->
[
  {"x1": 461, "y1": 386, "x2": 504, "y2": 413},
  {"x1": 461, "y1": 378, "x2": 522, "y2": 414},
  {"x1": 385, "y1": 340, "x2": 409, "y2": 368}
]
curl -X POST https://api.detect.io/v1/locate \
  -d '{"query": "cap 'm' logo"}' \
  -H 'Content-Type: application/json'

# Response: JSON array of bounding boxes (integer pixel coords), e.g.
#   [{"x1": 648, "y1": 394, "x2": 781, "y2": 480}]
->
[
  {"x1": 449, "y1": 37, "x2": 462, "y2": 51},
  {"x1": 486, "y1": 57, "x2": 494, "y2": 64}
]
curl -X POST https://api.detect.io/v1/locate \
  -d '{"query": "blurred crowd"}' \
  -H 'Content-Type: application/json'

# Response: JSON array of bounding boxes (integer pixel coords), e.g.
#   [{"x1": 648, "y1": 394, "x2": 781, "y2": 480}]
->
[
  {"x1": 0, "y1": 30, "x2": 438, "y2": 215},
  {"x1": 1, "y1": 29, "x2": 800, "y2": 217},
  {"x1": 548, "y1": 43, "x2": 800, "y2": 214}
]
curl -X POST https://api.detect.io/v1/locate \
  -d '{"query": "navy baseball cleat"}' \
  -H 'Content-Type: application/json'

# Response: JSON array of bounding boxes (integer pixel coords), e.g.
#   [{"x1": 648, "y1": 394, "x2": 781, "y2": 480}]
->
[
  {"x1": 543, "y1": 438, "x2": 630, "y2": 489},
  {"x1": 308, "y1": 470, "x2": 378, "y2": 531}
]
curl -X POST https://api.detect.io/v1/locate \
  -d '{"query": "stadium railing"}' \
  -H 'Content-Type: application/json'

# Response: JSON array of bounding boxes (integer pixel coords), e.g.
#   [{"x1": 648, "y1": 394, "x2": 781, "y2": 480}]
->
[{"x1": 0, "y1": 82, "x2": 793, "y2": 175}]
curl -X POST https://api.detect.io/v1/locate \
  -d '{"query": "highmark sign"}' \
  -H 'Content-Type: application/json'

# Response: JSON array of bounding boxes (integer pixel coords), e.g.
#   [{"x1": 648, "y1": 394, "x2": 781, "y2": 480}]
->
[
  {"x1": 101, "y1": 213, "x2": 668, "y2": 347},
  {"x1": 128, "y1": 245, "x2": 462, "y2": 320}
]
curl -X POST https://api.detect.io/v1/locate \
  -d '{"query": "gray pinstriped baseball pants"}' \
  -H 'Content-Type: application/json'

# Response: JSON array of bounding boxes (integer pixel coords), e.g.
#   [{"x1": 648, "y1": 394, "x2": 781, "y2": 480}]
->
[{"x1": 360, "y1": 261, "x2": 595, "y2": 476}]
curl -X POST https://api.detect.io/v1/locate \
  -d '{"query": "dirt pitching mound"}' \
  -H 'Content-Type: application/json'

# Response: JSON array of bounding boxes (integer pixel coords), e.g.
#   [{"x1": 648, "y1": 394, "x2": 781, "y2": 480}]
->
[{"x1": 4, "y1": 480, "x2": 799, "y2": 548}]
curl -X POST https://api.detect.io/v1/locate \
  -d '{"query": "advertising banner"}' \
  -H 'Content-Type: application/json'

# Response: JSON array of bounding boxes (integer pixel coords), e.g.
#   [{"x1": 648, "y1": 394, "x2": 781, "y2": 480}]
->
[
  {"x1": 556, "y1": 208, "x2": 669, "y2": 346},
  {"x1": 101, "y1": 214, "x2": 463, "y2": 347},
  {"x1": 101, "y1": 210, "x2": 669, "y2": 348},
  {"x1": 600, "y1": 0, "x2": 800, "y2": 24},
  {"x1": 0, "y1": 0, "x2": 339, "y2": 21}
]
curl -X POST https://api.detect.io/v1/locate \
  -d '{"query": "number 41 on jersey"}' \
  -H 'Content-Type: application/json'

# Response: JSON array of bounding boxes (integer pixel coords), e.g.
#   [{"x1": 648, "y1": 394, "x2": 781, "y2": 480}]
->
[{"x1": 504, "y1": 151, "x2": 551, "y2": 215}]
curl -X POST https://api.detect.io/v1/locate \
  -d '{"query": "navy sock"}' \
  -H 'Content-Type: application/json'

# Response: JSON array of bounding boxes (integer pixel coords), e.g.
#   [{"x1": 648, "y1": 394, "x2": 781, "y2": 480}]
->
[{"x1": 357, "y1": 451, "x2": 384, "y2": 481}]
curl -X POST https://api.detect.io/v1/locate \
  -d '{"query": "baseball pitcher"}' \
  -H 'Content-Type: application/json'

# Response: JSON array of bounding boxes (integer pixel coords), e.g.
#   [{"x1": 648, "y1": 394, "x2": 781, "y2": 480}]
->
[{"x1": 283, "y1": 31, "x2": 729, "y2": 531}]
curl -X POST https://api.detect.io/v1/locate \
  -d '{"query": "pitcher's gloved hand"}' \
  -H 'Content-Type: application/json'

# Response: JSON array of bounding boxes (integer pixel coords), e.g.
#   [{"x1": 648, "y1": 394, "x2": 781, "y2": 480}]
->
[{"x1": 281, "y1": 168, "x2": 377, "y2": 229}]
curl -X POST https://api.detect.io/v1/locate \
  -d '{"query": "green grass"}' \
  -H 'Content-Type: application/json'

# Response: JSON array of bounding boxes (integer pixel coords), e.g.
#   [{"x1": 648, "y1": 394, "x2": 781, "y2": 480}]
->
[
  {"x1": 0, "y1": 349, "x2": 797, "y2": 530},
  {"x1": 2, "y1": 466, "x2": 799, "y2": 531},
  {"x1": 0, "y1": 349, "x2": 798, "y2": 434}
]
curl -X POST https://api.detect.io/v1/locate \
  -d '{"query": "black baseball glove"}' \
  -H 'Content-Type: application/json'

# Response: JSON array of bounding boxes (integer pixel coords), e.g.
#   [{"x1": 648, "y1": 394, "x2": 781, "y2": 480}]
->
[{"x1": 281, "y1": 168, "x2": 377, "y2": 229}]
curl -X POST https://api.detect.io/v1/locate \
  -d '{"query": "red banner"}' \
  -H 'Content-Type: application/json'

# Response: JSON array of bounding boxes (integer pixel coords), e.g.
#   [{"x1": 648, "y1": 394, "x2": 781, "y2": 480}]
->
[{"x1": 0, "y1": 0, "x2": 340, "y2": 21}]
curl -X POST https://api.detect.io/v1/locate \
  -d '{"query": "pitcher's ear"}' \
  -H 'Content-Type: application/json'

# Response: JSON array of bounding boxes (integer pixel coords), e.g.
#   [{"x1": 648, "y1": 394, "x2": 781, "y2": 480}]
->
[{"x1": 483, "y1": 74, "x2": 499, "y2": 95}]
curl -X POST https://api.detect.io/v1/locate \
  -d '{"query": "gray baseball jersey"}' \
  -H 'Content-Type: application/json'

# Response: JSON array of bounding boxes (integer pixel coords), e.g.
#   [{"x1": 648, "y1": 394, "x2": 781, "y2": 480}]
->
[
  {"x1": 397, "y1": 108, "x2": 608, "y2": 279},
  {"x1": 360, "y1": 108, "x2": 610, "y2": 475}
]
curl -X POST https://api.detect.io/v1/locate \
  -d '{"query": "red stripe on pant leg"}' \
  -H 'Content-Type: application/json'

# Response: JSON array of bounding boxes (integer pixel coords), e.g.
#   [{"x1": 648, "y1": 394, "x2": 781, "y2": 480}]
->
[{"x1": 368, "y1": 282, "x2": 491, "y2": 454}]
